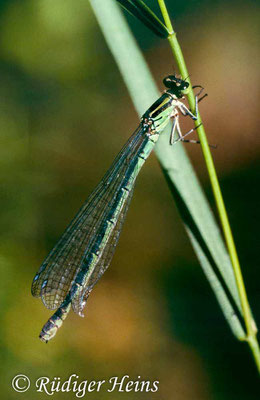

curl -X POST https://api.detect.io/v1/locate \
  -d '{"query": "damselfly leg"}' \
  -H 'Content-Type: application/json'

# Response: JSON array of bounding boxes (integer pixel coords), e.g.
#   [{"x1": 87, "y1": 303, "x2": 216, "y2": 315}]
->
[{"x1": 170, "y1": 86, "x2": 210, "y2": 146}]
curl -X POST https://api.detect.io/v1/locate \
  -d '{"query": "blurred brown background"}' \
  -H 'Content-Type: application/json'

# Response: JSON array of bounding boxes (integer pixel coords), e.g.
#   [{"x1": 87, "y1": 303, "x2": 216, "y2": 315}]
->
[{"x1": 0, "y1": 0, "x2": 259, "y2": 399}]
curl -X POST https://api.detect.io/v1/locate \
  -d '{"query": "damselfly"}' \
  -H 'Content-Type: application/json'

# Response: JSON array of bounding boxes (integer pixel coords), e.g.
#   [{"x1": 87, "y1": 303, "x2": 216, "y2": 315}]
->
[{"x1": 32, "y1": 75, "x2": 200, "y2": 342}]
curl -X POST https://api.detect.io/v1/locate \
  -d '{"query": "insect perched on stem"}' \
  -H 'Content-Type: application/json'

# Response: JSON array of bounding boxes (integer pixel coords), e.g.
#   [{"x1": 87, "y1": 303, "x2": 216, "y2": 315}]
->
[{"x1": 32, "y1": 75, "x2": 202, "y2": 342}]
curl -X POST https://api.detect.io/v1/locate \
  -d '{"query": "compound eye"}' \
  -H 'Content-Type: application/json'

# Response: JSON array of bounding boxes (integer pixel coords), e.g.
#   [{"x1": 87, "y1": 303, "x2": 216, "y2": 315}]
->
[
  {"x1": 167, "y1": 75, "x2": 176, "y2": 81},
  {"x1": 180, "y1": 83, "x2": 190, "y2": 96},
  {"x1": 163, "y1": 75, "x2": 174, "y2": 88}
]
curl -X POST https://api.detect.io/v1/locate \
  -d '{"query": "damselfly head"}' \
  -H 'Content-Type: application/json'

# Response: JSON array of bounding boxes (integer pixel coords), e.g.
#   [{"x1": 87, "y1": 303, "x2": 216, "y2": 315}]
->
[{"x1": 163, "y1": 75, "x2": 189, "y2": 98}]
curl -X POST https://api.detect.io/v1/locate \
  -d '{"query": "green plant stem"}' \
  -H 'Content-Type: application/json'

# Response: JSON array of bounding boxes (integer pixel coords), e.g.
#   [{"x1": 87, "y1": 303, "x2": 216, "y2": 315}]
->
[{"x1": 157, "y1": 0, "x2": 260, "y2": 372}]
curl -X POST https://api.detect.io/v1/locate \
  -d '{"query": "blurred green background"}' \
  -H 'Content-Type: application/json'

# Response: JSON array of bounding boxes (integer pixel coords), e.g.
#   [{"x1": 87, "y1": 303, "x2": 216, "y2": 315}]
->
[{"x1": 0, "y1": 0, "x2": 259, "y2": 398}]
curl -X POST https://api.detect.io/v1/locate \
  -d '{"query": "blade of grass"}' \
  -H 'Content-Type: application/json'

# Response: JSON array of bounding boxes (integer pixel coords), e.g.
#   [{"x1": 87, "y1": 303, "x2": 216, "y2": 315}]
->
[
  {"x1": 89, "y1": 0, "x2": 246, "y2": 340},
  {"x1": 117, "y1": 0, "x2": 169, "y2": 38},
  {"x1": 157, "y1": 0, "x2": 260, "y2": 372}
]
